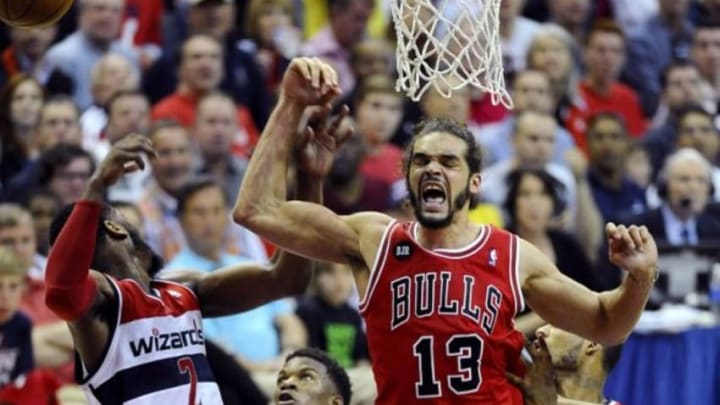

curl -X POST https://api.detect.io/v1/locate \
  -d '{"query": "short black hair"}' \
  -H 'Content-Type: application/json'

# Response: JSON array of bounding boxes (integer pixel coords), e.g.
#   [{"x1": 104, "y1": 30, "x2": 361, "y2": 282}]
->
[
  {"x1": 40, "y1": 94, "x2": 80, "y2": 122},
  {"x1": 676, "y1": 103, "x2": 715, "y2": 127},
  {"x1": 503, "y1": 168, "x2": 566, "y2": 225},
  {"x1": 587, "y1": 111, "x2": 627, "y2": 135},
  {"x1": 602, "y1": 344, "x2": 624, "y2": 373},
  {"x1": 175, "y1": 177, "x2": 228, "y2": 217},
  {"x1": 694, "y1": 17, "x2": 720, "y2": 38},
  {"x1": 106, "y1": 89, "x2": 148, "y2": 116},
  {"x1": 148, "y1": 119, "x2": 186, "y2": 141},
  {"x1": 329, "y1": 0, "x2": 372, "y2": 12},
  {"x1": 285, "y1": 348, "x2": 352, "y2": 405},
  {"x1": 177, "y1": 34, "x2": 222, "y2": 66},
  {"x1": 585, "y1": 19, "x2": 626, "y2": 46},
  {"x1": 24, "y1": 187, "x2": 62, "y2": 209},
  {"x1": 403, "y1": 117, "x2": 482, "y2": 175},
  {"x1": 35, "y1": 143, "x2": 96, "y2": 186},
  {"x1": 659, "y1": 59, "x2": 698, "y2": 90}
]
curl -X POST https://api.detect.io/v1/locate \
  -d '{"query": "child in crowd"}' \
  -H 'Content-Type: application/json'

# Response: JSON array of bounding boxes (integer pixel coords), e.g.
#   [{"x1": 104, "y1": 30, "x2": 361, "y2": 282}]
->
[
  {"x1": 296, "y1": 262, "x2": 369, "y2": 368},
  {"x1": 0, "y1": 248, "x2": 60, "y2": 405}
]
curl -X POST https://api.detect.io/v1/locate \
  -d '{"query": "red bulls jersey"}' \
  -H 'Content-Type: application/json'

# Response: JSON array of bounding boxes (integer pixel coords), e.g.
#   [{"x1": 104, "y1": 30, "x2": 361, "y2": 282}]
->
[{"x1": 360, "y1": 221, "x2": 526, "y2": 404}]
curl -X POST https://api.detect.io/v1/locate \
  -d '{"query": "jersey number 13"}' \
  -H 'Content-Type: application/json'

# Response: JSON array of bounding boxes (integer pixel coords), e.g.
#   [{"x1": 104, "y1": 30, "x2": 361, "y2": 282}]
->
[{"x1": 413, "y1": 334, "x2": 484, "y2": 398}]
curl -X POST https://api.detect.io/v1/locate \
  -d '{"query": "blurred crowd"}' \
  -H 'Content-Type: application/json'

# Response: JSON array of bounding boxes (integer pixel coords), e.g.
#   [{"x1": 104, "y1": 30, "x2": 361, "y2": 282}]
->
[{"x1": 1, "y1": 0, "x2": 720, "y2": 403}]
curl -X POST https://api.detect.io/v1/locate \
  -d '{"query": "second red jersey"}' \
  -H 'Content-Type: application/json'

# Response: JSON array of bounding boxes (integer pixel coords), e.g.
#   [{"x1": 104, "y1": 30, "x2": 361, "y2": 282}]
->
[{"x1": 360, "y1": 221, "x2": 526, "y2": 404}]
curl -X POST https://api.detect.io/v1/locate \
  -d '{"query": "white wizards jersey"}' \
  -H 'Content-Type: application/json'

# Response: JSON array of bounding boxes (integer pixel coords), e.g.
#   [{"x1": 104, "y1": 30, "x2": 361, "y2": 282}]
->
[{"x1": 78, "y1": 277, "x2": 223, "y2": 404}]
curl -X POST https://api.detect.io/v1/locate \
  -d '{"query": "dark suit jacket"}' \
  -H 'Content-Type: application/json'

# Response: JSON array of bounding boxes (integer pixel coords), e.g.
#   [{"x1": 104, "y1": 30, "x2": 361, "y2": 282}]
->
[
  {"x1": 594, "y1": 207, "x2": 720, "y2": 291},
  {"x1": 624, "y1": 207, "x2": 720, "y2": 244}
]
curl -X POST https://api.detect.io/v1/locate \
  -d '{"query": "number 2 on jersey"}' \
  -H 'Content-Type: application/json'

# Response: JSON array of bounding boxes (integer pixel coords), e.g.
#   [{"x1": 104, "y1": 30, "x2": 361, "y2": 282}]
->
[
  {"x1": 177, "y1": 357, "x2": 198, "y2": 405},
  {"x1": 413, "y1": 334, "x2": 484, "y2": 398}
]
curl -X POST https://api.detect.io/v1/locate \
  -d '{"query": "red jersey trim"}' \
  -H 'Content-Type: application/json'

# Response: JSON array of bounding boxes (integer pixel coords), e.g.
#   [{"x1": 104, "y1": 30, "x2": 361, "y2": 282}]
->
[
  {"x1": 153, "y1": 279, "x2": 199, "y2": 300},
  {"x1": 119, "y1": 279, "x2": 201, "y2": 324},
  {"x1": 508, "y1": 234, "x2": 525, "y2": 315},
  {"x1": 358, "y1": 219, "x2": 398, "y2": 314},
  {"x1": 411, "y1": 222, "x2": 490, "y2": 259}
]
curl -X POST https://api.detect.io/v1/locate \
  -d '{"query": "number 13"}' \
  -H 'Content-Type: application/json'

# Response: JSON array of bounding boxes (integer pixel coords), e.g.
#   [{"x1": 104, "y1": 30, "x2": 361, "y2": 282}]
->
[{"x1": 413, "y1": 334, "x2": 484, "y2": 398}]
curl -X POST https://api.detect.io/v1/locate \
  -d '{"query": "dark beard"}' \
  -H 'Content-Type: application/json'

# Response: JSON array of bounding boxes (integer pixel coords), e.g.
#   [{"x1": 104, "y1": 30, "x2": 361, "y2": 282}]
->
[
  {"x1": 128, "y1": 229, "x2": 165, "y2": 278},
  {"x1": 408, "y1": 185, "x2": 470, "y2": 229}
]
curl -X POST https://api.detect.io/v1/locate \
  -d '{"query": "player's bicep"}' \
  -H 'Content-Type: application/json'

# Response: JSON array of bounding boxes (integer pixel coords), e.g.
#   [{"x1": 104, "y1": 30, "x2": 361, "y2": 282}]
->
[
  {"x1": 239, "y1": 199, "x2": 391, "y2": 264},
  {"x1": 518, "y1": 239, "x2": 604, "y2": 340}
]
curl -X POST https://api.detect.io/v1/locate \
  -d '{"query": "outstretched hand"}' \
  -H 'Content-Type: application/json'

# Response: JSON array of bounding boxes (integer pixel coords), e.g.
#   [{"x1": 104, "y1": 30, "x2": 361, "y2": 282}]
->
[
  {"x1": 91, "y1": 134, "x2": 156, "y2": 189},
  {"x1": 605, "y1": 222, "x2": 658, "y2": 283},
  {"x1": 280, "y1": 57, "x2": 341, "y2": 108},
  {"x1": 507, "y1": 338, "x2": 558, "y2": 405},
  {"x1": 295, "y1": 105, "x2": 353, "y2": 179}
]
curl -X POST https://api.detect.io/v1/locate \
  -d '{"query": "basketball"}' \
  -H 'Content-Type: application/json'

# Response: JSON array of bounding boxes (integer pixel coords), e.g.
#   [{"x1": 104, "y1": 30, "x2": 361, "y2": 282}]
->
[{"x1": 0, "y1": 0, "x2": 75, "y2": 28}]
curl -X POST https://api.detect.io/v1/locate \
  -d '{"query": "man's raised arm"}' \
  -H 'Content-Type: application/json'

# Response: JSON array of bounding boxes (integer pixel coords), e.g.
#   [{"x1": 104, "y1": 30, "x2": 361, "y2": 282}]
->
[
  {"x1": 45, "y1": 135, "x2": 156, "y2": 322},
  {"x1": 233, "y1": 58, "x2": 390, "y2": 266},
  {"x1": 192, "y1": 113, "x2": 347, "y2": 317},
  {"x1": 520, "y1": 223, "x2": 657, "y2": 345}
]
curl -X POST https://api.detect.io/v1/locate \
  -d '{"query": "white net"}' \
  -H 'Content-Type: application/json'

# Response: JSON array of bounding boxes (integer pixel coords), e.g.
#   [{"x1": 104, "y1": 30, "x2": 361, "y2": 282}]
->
[{"x1": 391, "y1": 0, "x2": 512, "y2": 108}]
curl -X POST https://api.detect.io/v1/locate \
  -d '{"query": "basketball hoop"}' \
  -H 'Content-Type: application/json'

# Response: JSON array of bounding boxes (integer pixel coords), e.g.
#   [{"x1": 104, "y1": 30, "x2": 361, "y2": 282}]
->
[{"x1": 391, "y1": 0, "x2": 513, "y2": 109}]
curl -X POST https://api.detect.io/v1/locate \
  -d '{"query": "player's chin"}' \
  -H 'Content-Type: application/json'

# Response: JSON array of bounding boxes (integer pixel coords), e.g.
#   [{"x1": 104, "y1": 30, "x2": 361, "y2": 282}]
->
[{"x1": 416, "y1": 212, "x2": 452, "y2": 229}]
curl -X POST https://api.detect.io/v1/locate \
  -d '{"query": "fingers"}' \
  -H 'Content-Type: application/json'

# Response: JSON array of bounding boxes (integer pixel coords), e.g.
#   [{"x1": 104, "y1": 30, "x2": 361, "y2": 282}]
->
[
  {"x1": 123, "y1": 161, "x2": 141, "y2": 173},
  {"x1": 639, "y1": 225, "x2": 652, "y2": 244},
  {"x1": 628, "y1": 226, "x2": 645, "y2": 251},
  {"x1": 328, "y1": 105, "x2": 351, "y2": 142},
  {"x1": 605, "y1": 222, "x2": 636, "y2": 250},
  {"x1": 298, "y1": 126, "x2": 314, "y2": 149},
  {"x1": 608, "y1": 223, "x2": 654, "y2": 252},
  {"x1": 321, "y1": 60, "x2": 339, "y2": 88},
  {"x1": 309, "y1": 58, "x2": 321, "y2": 89},
  {"x1": 505, "y1": 372, "x2": 526, "y2": 391},
  {"x1": 116, "y1": 150, "x2": 146, "y2": 172},
  {"x1": 293, "y1": 58, "x2": 312, "y2": 82},
  {"x1": 115, "y1": 134, "x2": 156, "y2": 159}
]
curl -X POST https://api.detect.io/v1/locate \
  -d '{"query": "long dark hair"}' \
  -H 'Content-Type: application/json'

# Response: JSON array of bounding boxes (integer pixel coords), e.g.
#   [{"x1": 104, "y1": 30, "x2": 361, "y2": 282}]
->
[
  {"x1": 0, "y1": 74, "x2": 45, "y2": 159},
  {"x1": 503, "y1": 168, "x2": 566, "y2": 230}
]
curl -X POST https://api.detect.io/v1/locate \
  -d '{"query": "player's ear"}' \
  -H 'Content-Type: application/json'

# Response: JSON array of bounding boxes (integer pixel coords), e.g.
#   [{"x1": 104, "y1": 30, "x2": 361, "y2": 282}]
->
[
  {"x1": 330, "y1": 395, "x2": 343, "y2": 405},
  {"x1": 469, "y1": 172, "x2": 481, "y2": 194}
]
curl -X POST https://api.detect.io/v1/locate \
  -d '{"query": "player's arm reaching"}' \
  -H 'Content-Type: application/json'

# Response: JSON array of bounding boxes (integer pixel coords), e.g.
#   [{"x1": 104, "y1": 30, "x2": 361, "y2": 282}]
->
[
  {"x1": 520, "y1": 223, "x2": 657, "y2": 345},
  {"x1": 44, "y1": 135, "x2": 156, "y2": 370},
  {"x1": 188, "y1": 111, "x2": 344, "y2": 317},
  {"x1": 233, "y1": 58, "x2": 391, "y2": 269}
]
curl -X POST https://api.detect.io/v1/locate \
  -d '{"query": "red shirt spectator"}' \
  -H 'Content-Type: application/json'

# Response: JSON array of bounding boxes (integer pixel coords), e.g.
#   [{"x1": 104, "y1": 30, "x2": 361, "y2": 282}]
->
[
  {"x1": 0, "y1": 369, "x2": 62, "y2": 405},
  {"x1": 122, "y1": 0, "x2": 163, "y2": 47},
  {"x1": 564, "y1": 81, "x2": 648, "y2": 153},
  {"x1": 359, "y1": 144, "x2": 404, "y2": 185},
  {"x1": 151, "y1": 92, "x2": 259, "y2": 158}
]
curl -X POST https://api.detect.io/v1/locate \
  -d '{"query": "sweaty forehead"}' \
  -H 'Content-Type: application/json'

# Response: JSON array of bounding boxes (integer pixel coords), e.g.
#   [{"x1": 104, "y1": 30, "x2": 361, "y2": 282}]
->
[{"x1": 413, "y1": 132, "x2": 467, "y2": 155}]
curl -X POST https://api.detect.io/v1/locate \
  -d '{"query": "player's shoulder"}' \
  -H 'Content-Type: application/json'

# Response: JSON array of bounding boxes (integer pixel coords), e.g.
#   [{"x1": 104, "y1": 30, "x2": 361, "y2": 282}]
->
[
  {"x1": 343, "y1": 211, "x2": 394, "y2": 229},
  {"x1": 343, "y1": 211, "x2": 396, "y2": 242}
]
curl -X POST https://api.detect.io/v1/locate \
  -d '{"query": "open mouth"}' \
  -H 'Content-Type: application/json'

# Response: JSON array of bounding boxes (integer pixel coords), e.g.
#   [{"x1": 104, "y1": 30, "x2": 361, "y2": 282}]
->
[
  {"x1": 421, "y1": 181, "x2": 447, "y2": 211},
  {"x1": 277, "y1": 392, "x2": 295, "y2": 405}
]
